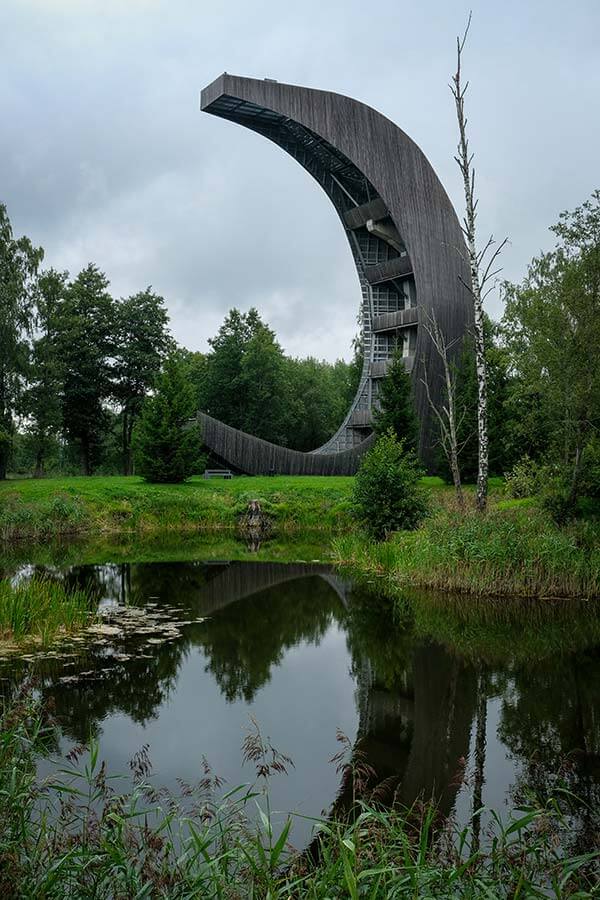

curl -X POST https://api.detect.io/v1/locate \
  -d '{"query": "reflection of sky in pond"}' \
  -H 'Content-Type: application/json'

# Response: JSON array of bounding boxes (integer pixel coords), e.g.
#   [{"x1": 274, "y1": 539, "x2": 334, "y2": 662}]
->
[
  {"x1": 5, "y1": 556, "x2": 600, "y2": 853},
  {"x1": 82, "y1": 624, "x2": 356, "y2": 833}
]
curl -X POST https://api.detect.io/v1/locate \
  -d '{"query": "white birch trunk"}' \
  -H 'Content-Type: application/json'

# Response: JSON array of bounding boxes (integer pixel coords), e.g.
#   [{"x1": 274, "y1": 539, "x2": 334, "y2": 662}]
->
[
  {"x1": 451, "y1": 16, "x2": 492, "y2": 513},
  {"x1": 421, "y1": 313, "x2": 466, "y2": 511}
]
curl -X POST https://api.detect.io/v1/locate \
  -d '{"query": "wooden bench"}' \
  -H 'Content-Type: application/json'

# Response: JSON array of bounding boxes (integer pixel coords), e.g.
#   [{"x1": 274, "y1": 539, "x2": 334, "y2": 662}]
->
[{"x1": 203, "y1": 469, "x2": 233, "y2": 479}]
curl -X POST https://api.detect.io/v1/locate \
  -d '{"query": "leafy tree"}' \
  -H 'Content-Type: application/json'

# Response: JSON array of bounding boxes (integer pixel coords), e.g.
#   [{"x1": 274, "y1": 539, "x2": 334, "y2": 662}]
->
[
  {"x1": 373, "y1": 349, "x2": 419, "y2": 451},
  {"x1": 55, "y1": 264, "x2": 116, "y2": 475},
  {"x1": 203, "y1": 308, "x2": 263, "y2": 429},
  {"x1": 113, "y1": 288, "x2": 172, "y2": 474},
  {"x1": 239, "y1": 320, "x2": 287, "y2": 442},
  {"x1": 502, "y1": 190, "x2": 600, "y2": 502},
  {"x1": 284, "y1": 357, "x2": 334, "y2": 451},
  {"x1": 279, "y1": 355, "x2": 359, "y2": 451},
  {"x1": 0, "y1": 204, "x2": 43, "y2": 478},
  {"x1": 22, "y1": 269, "x2": 66, "y2": 476},
  {"x1": 179, "y1": 349, "x2": 210, "y2": 412},
  {"x1": 500, "y1": 381, "x2": 550, "y2": 471},
  {"x1": 133, "y1": 354, "x2": 203, "y2": 483},
  {"x1": 352, "y1": 430, "x2": 428, "y2": 539}
]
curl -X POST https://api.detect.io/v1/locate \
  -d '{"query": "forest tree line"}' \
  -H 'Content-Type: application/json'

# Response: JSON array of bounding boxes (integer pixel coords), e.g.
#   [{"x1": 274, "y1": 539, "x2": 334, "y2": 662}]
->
[
  {"x1": 0, "y1": 202, "x2": 360, "y2": 479},
  {"x1": 1, "y1": 190, "x2": 599, "y2": 491}
]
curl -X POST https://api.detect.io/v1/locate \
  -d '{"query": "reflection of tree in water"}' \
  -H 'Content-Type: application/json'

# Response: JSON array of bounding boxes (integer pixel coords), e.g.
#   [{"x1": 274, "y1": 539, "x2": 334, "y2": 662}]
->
[
  {"x1": 498, "y1": 650, "x2": 600, "y2": 853},
  {"x1": 4, "y1": 556, "x2": 600, "y2": 852},
  {"x1": 339, "y1": 584, "x2": 600, "y2": 853},
  {"x1": 63, "y1": 560, "x2": 215, "y2": 610},
  {"x1": 340, "y1": 585, "x2": 477, "y2": 817},
  {"x1": 9, "y1": 563, "x2": 346, "y2": 742},
  {"x1": 5, "y1": 562, "x2": 218, "y2": 742},
  {"x1": 196, "y1": 575, "x2": 343, "y2": 702},
  {"x1": 35, "y1": 633, "x2": 191, "y2": 743},
  {"x1": 344, "y1": 587, "x2": 414, "y2": 689}
]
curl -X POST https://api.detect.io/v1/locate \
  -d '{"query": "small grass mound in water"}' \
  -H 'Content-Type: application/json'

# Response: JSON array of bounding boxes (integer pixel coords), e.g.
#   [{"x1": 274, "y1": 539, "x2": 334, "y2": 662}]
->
[{"x1": 0, "y1": 576, "x2": 94, "y2": 647}]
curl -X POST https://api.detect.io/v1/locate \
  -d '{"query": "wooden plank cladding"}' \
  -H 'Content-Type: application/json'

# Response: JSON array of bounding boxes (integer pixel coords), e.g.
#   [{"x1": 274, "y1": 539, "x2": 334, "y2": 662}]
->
[
  {"x1": 197, "y1": 412, "x2": 374, "y2": 476},
  {"x1": 348, "y1": 409, "x2": 374, "y2": 427},
  {"x1": 369, "y1": 360, "x2": 391, "y2": 378},
  {"x1": 364, "y1": 254, "x2": 414, "y2": 285},
  {"x1": 370, "y1": 357, "x2": 415, "y2": 378},
  {"x1": 343, "y1": 197, "x2": 388, "y2": 230},
  {"x1": 372, "y1": 307, "x2": 419, "y2": 333},
  {"x1": 200, "y1": 74, "x2": 472, "y2": 472}
]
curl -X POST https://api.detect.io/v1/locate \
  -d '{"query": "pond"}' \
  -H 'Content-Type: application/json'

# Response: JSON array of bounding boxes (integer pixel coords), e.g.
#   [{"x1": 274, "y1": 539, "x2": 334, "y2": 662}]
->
[{"x1": 1, "y1": 543, "x2": 600, "y2": 852}]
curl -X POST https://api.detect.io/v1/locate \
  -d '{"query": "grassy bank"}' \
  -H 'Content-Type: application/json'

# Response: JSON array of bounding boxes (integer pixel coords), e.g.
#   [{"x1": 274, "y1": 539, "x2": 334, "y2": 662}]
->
[
  {"x1": 334, "y1": 506, "x2": 600, "y2": 600},
  {"x1": 0, "y1": 474, "x2": 359, "y2": 540},
  {"x1": 3, "y1": 474, "x2": 600, "y2": 601},
  {"x1": 0, "y1": 576, "x2": 95, "y2": 648},
  {"x1": 2, "y1": 693, "x2": 598, "y2": 898}
]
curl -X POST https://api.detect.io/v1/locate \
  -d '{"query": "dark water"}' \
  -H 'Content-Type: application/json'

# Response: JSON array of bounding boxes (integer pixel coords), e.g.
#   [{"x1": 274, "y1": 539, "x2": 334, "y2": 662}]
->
[{"x1": 2, "y1": 555, "x2": 600, "y2": 850}]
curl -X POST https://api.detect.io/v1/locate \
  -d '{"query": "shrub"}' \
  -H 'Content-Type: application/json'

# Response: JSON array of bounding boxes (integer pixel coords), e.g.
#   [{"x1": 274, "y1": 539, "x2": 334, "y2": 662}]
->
[
  {"x1": 352, "y1": 430, "x2": 428, "y2": 539},
  {"x1": 134, "y1": 355, "x2": 204, "y2": 483},
  {"x1": 504, "y1": 455, "x2": 540, "y2": 498},
  {"x1": 580, "y1": 437, "x2": 600, "y2": 498},
  {"x1": 540, "y1": 477, "x2": 576, "y2": 524}
]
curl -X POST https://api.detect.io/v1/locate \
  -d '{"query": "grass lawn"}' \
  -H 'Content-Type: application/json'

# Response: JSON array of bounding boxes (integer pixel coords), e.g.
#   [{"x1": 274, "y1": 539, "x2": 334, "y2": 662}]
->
[
  {"x1": 0, "y1": 473, "x2": 358, "y2": 540},
  {"x1": 0, "y1": 473, "x2": 508, "y2": 542}
]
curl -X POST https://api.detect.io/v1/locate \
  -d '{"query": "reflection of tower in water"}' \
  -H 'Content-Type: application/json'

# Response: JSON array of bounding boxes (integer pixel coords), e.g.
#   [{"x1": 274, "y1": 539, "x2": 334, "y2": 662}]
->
[{"x1": 341, "y1": 643, "x2": 477, "y2": 818}]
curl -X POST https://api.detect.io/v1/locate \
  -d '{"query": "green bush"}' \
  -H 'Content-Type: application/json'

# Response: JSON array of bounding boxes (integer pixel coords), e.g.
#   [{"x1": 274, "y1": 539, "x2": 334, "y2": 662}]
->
[
  {"x1": 540, "y1": 478, "x2": 576, "y2": 523},
  {"x1": 134, "y1": 355, "x2": 204, "y2": 483},
  {"x1": 504, "y1": 455, "x2": 540, "y2": 498},
  {"x1": 580, "y1": 437, "x2": 600, "y2": 498},
  {"x1": 352, "y1": 430, "x2": 428, "y2": 539}
]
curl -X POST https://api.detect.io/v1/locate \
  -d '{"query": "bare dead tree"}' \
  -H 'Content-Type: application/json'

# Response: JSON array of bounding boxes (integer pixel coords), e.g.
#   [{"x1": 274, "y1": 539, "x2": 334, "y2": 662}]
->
[
  {"x1": 421, "y1": 312, "x2": 467, "y2": 512},
  {"x1": 451, "y1": 13, "x2": 508, "y2": 512}
]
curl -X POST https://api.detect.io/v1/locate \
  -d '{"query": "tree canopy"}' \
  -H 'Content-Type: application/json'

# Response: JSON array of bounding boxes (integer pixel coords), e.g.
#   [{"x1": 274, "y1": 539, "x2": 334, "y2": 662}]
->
[
  {"x1": 0, "y1": 203, "x2": 43, "y2": 478},
  {"x1": 502, "y1": 190, "x2": 600, "y2": 498}
]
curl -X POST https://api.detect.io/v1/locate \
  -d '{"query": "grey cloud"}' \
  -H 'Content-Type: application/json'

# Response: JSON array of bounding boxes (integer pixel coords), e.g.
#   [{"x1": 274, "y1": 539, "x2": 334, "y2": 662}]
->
[{"x1": 1, "y1": 0, "x2": 599, "y2": 360}]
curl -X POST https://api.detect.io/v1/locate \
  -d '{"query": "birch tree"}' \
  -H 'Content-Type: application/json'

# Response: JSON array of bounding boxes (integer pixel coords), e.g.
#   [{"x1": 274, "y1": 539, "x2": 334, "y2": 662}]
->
[
  {"x1": 451, "y1": 14, "x2": 507, "y2": 511},
  {"x1": 421, "y1": 312, "x2": 467, "y2": 511}
]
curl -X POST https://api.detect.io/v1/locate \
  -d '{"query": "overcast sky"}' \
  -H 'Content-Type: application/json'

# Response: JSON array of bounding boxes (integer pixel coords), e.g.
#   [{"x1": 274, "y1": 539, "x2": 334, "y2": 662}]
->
[{"x1": 1, "y1": 0, "x2": 598, "y2": 361}]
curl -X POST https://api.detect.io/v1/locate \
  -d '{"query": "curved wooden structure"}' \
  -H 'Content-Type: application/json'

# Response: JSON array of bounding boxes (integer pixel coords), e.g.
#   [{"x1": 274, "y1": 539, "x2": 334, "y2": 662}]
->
[{"x1": 200, "y1": 74, "x2": 471, "y2": 473}]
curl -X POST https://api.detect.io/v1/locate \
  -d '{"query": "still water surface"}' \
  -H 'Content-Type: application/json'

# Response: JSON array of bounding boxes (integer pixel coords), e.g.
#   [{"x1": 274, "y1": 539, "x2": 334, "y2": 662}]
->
[{"x1": 2, "y1": 554, "x2": 600, "y2": 849}]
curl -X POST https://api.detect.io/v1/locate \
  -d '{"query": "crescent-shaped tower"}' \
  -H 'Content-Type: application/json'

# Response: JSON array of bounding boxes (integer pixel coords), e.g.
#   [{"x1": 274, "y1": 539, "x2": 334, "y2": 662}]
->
[{"x1": 198, "y1": 74, "x2": 471, "y2": 474}]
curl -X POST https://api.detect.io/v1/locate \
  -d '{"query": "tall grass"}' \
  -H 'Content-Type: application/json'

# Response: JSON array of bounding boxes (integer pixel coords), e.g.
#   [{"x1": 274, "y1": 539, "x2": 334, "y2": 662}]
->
[
  {"x1": 1, "y1": 693, "x2": 598, "y2": 898},
  {"x1": 0, "y1": 576, "x2": 95, "y2": 645},
  {"x1": 334, "y1": 507, "x2": 600, "y2": 599}
]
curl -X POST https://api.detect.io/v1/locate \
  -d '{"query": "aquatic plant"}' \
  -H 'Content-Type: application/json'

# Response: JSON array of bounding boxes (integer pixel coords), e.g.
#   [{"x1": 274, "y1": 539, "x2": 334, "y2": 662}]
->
[
  {"x1": 0, "y1": 575, "x2": 95, "y2": 646},
  {"x1": 334, "y1": 506, "x2": 600, "y2": 599},
  {"x1": 1, "y1": 693, "x2": 598, "y2": 898}
]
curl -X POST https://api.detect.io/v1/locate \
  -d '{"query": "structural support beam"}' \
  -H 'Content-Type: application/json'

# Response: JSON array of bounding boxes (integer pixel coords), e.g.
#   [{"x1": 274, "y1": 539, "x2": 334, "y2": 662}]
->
[
  {"x1": 372, "y1": 307, "x2": 418, "y2": 333},
  {"x1": 370, "y1": 356, "x2": 415, "y2": 378},
  {"x1": 364, "y1": 254, "x2": 414, "y2": 285},
  {"x1": 343, "y1": 197, "x2": 388, "y2": 230},
  {"x1": 366, "y1": 218, "x2": 405, "y2": 254}
]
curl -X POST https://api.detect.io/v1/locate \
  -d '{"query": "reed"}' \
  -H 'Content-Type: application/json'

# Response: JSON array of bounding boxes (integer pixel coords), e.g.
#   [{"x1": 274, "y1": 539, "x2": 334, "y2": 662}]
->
[
  {"x1": 334, "y1": 507, "x2": 600, "y2": 599},
  {"x1": 0, "y1": 576, "x2": 95, "y2": 646},
  {"x1": 1, "y1": 693, "x2": 598, "y2": 898}
]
